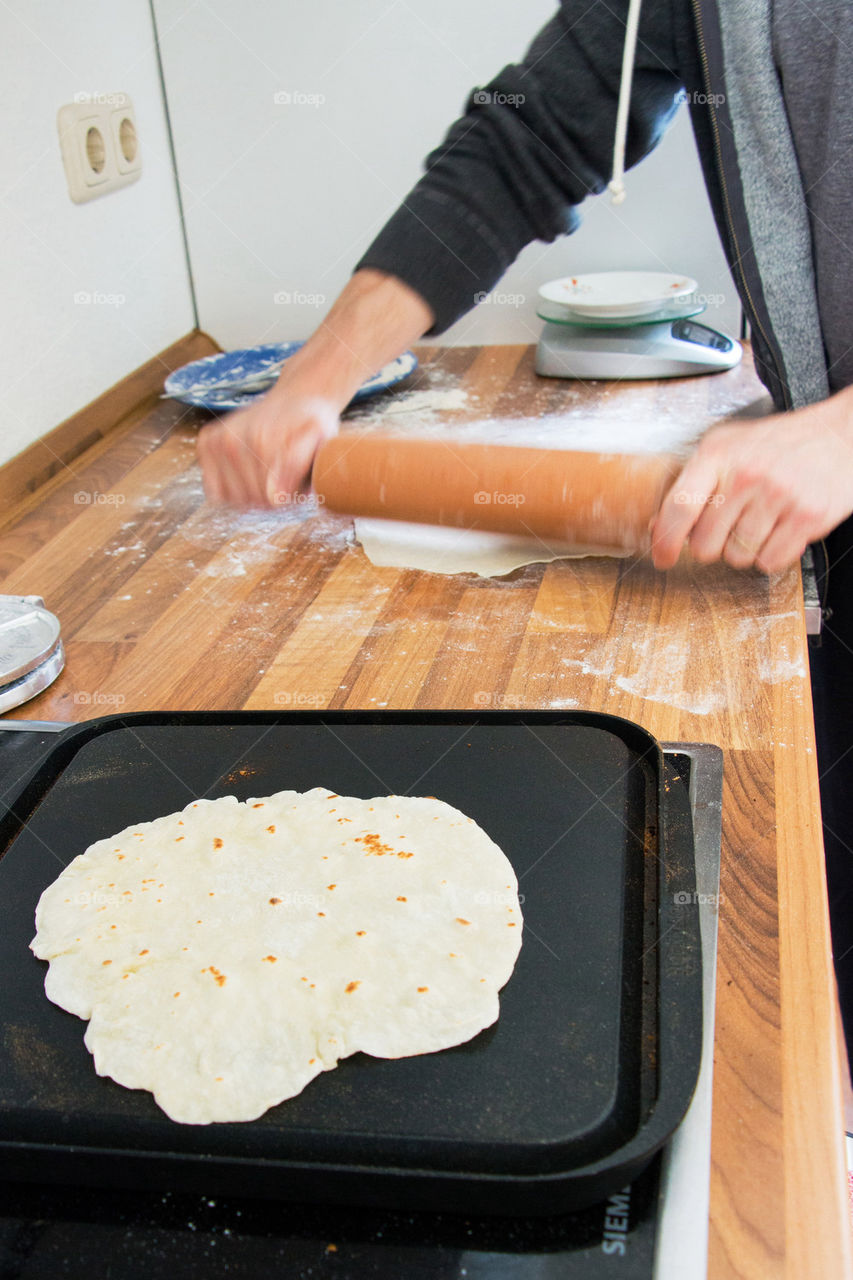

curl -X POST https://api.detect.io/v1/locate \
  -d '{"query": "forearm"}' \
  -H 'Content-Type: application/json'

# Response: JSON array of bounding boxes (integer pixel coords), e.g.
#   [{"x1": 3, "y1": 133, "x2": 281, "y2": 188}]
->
[
  {"x1": 197, "y1": 270, "x2": 435, "y2": 506},
  {"x1": 355, "y1": 1, "x2": 684, "y2": 334},
  {"x1": 266, "y1": 269, "x2": 434, "y2": 408}
]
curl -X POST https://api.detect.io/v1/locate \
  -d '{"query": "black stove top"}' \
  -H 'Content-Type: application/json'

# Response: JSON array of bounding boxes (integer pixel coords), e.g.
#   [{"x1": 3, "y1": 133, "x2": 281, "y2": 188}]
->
[
  {"x1": 0, "y1": 724, "x2": 693, "y2": 1280},
  {"x1": 0, "y1": 1159, "x2": 661, "y2": 1280}
]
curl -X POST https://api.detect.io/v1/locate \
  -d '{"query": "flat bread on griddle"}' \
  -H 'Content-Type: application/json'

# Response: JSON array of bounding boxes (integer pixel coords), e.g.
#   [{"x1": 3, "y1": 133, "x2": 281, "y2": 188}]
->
[{"x1": 31, "y1": 789, "x2": 522, "y2": 1124}]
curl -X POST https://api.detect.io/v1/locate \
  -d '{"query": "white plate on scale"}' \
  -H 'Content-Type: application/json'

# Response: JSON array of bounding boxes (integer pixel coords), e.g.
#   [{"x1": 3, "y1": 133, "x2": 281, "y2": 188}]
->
[{"x1": 539, "y1": 271, "x2": 697, "y2": 319}]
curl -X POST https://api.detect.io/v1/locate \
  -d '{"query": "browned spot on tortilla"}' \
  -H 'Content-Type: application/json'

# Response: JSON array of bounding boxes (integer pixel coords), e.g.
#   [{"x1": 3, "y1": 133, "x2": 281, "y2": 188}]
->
[
  {"x1": 417, "y1": 987, "x2": 428, "y2": 993},
  {"x1": 456, "y1": 918, "x2": 471, "y2": 926},
  {"x1": 252, "y1": 803, "x2": 264, "y2": 808},
  {"x1": 507, "y1": 922, "x2": 516, "y2": 927},
  {"x1": 345, "y1": 981, "x2": 360, "y2": 993},
  {"x1": 101, "y1": 959, "x2": 112, "y2": 966},
  {"x1": 269, "y1": 897, "x2": 281, "y2": 905},
  {"x1": 206, "y1": 966, "x2": 226, "y2": 987},
  {"x1": 266, "y1": 825, "x2": 276, "y2": 834},
  {"x1": 356, "y1": 930, "x2": 366, "y2": 936},
  {"x1": 262, "y1": 955, "x2": 277, "y2": 963},
  {"x1": 174, "y1": 991, "x2": 181, "y2": 998},
  {"x1": 327, "y1": 884, "x2": 336, "y2": 891},
  {"x1": 213, "y1": 838, "x2": 223, "y2": 850},
  {"x1": 175, "y1": 836, "x2": 184, "y2": 842},
  {"x1": 354, "y1": 833, "x2": 394, "y2": 856},
  {"x1": 139, "y1": 949, "x2": 149, "y2": 956},
  {"x1": 397, "y1": 896, "x2": 407, "y2": 902},
  {"x1": 317, "y1": 912, "x2": 325, "y2": 917}
]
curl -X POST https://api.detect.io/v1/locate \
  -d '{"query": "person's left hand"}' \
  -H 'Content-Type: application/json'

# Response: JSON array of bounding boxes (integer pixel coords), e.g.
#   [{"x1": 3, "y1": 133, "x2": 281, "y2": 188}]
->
[{"x1": 650, "y1": 389, "x2": 853, "y2": 572}]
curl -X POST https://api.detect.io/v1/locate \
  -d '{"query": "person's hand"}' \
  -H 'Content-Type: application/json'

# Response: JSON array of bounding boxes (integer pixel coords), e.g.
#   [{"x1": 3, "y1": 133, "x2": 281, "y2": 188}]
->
[
  {"x1": 197, "y1": 384, "x2": 341, "y2": 507},
  {"x1": 196, "y1": 269, "x2": 435, "y2": 508},
  {"x1": 651, "y1": 390, "x2": 853, "y2": 572}
]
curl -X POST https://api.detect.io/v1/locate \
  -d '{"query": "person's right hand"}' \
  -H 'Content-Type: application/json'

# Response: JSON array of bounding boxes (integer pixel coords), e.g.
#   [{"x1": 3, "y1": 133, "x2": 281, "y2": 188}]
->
[{"x1": 197, "y1": 383, "x2": 341, "y2": 508}]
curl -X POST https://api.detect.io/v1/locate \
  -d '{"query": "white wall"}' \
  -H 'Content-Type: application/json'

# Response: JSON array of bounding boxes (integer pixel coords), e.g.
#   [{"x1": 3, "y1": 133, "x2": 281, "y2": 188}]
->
[
  {"x1": 0, "y1": 0, "x2": 194, "y2": 470},
  {"x1": 0, "y1": 0, "x2": 740, "y2": 477},
  {"x1": 154, "y1": 0, "x2": 739, "y2": 351}
]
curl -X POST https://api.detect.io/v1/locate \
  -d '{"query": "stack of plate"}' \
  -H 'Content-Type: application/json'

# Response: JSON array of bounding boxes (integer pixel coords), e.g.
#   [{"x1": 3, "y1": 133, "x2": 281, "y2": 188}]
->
[
  {"x1": 0, "y1": 596, "x2": 64, "y2": 714},
  {"x1": 537, "y1": 270, "x2": 702, "y2": 328},
  {"x1": 163, "y1": 344, "x2": 419, "y2": 412}
]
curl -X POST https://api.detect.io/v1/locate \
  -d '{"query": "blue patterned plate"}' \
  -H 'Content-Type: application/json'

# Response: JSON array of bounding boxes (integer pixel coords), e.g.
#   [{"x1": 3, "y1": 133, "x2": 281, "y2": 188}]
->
[{"x1": 164, "y1": 344, "x2": 418, "y2": 411}]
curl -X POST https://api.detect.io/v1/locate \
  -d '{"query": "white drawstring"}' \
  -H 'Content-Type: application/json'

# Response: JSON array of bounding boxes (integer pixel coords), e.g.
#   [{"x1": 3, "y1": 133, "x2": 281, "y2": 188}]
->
[{"x1": 608, "y1": 0, "x2": 645, "y2": 205}]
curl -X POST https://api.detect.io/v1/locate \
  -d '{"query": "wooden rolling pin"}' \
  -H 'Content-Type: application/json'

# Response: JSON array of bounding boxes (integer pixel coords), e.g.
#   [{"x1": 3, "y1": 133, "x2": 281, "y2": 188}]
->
[{"x1": 313, "y1": 433, "x2": 681, "y2": 552}]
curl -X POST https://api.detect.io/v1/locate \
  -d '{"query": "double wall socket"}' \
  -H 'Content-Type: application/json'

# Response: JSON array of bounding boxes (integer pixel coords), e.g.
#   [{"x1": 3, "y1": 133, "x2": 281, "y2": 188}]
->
[{"x1": 57, "y1": 93, "x2": 141, "y2": 204}]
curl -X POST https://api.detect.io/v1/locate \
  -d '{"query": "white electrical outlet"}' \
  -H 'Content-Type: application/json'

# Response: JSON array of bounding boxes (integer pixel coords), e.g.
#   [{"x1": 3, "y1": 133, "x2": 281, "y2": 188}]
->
[{"x1": 57, "y1": 93, "x2": 141, "y2": 203}]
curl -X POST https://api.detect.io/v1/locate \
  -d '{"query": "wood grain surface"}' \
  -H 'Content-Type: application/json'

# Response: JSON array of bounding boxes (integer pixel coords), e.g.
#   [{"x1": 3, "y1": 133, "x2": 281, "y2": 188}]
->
[
  {"x1": 0, "y1": 330, "x2": 218, "y2": 515},
  {"x1": 0, "y1": 342, "x2": 849, "y2": 1277}
]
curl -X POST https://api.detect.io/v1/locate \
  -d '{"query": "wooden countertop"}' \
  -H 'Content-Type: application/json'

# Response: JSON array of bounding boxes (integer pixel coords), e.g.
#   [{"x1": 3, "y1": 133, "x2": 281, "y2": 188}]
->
[{"x1": 1, "y1": 342, "x2": 850, "y2": 1277}]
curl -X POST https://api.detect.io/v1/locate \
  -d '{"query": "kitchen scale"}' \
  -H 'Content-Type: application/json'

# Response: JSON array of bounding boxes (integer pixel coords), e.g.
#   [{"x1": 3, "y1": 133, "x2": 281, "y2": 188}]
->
[
  {"x1": 0, "y1": 595, "x2": 64, "y2": 714},
  {"x1": 535, "y1": 271, "x2": 742, "y2": 381}
]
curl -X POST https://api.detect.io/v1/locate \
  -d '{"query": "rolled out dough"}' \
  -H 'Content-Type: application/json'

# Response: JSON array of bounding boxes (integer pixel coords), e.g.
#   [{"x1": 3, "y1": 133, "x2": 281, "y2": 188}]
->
[
  {"x1": 346, "y1": 405, "x2": 708, "y2": 576},
  {"x1": 355, "y1": 518, "x2": 630, "y2": 577}
]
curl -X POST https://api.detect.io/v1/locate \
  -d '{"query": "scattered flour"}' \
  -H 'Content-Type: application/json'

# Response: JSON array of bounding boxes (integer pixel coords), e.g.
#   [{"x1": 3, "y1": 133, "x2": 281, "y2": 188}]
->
[
  {"x1": 345, "y1": 403, "x2": 703, "y2": 457},
  {"x1": 367, "y1": 388, "x2": 471, "y2": 416}
]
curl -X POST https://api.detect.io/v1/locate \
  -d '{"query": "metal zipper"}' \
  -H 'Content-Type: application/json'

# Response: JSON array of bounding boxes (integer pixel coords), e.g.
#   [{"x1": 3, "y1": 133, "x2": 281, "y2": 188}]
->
[{"x1": 689, "y1": 0, "x2": 792, "y2": 410}]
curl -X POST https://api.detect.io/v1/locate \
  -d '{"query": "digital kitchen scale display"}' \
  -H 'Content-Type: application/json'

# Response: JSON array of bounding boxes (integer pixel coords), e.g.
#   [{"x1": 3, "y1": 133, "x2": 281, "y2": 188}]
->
[
  {"x1": 535, "y1": 271, "x2": 742, "y2": 380},
  {"x1": 535, "y1": 316, "x2": 742, "y2": 381}
]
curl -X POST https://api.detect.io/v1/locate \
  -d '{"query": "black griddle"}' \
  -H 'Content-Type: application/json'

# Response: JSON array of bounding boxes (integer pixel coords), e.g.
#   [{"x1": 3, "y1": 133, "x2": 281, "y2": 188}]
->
[{"x1": 0, "y1": 712, "x2": 702, "y2": 1218}]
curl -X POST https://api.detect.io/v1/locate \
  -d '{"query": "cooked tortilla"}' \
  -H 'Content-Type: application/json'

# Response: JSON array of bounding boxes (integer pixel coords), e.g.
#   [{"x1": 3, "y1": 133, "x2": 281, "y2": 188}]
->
[{"x1": 31, "y1": 788, "x2": 522, "y2": 1124}]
